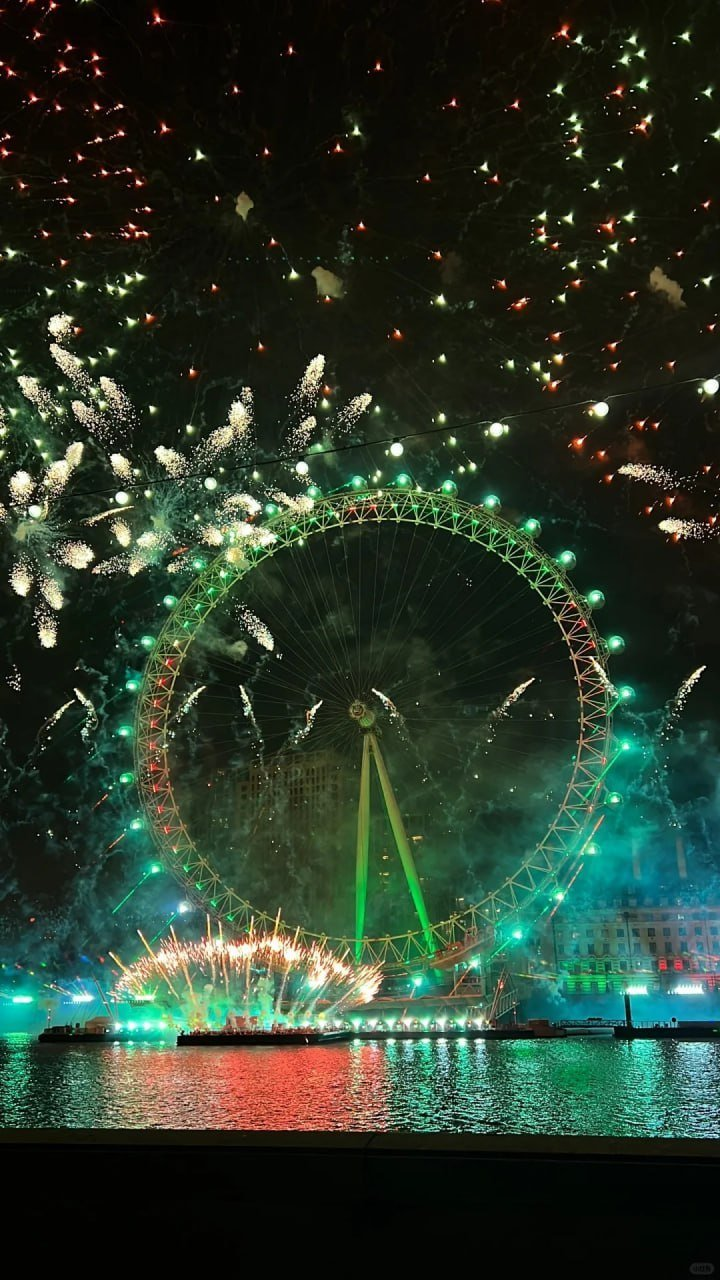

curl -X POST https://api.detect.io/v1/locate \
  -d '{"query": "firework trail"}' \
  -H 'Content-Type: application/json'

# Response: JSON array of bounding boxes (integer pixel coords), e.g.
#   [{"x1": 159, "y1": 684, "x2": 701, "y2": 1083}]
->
[
  {"x1": 73, "y1": 687, "x2": 99, "y2": 743},
  {"x1": 239, "y1": 684, "x2": 265, "y2": 768},
  {"x1": 236, "y1": 606, "x2": 277, "y2": 653},
  {"x1": 660, "y1": 666, "x2": 707, "y2": 741},
  {"x1": 490, "y1": 678, "x2": 536, "y2": 722},
  {"x1": 372, "y1": 687, "x2": 410, "y2": 739},
  {"x1": 173, "y1": 685, "x2": 207, "y2": 723},
  {"x1": 658, "y1": 517, "x2": 714, "y2": 541},
  {"x1": 618, "y1": 463, "x2": 680, "y2": 490},
  {"x1": 290, "y1": 699, "x2": 323, "y2": 746},
  {"x1": 35, "y1": 699, "x2": 75, "y2": 750},
  {"x1": 591, "y1": 658, "x2": 618, "y2": 701}
]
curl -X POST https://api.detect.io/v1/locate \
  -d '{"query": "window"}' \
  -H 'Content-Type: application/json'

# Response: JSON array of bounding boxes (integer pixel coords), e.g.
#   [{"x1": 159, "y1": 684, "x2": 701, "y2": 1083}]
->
[
  {"x1": 695, "y1": 927, "x2": 703, "y2": 936},
  {"x1": 632, "y1": 928, "x2": 640, "y2": 937},
  {"x1": 665, "y1": 942, "x2": 673, "y2": 954},
  {"x1": 602, "y1": 943, "x2": 610, "y2": 955},
  {"x1": 663, "y1": 928, "x2": 671, "y2": 937},
  {"x1": 647, "y1": 928, "x2": 656, "y2": 937},
  {"x1": 649, "y1": 942, "x2": 657, "y2": 954},
  {"x1": 616, "y1": 929, "x2": 625, "y2": 937},
  {"x1": 710, "y1": 927, "x2": 719, "y2": 936},
  {"x1": 697, "y1": 943, "x2": 704, "y2": 952},
  {"x1": 558, "y1": 945, "x2": 565, "y2": 954},
  {"x1": 679, "y1": 928, "x2": 687, "y2": 937},
  {"x1": 586, "y1": 928, "x2": 595, "y2": 937},
  {"x1": 633, "y1": 944, "x2": 642, "y2": 955},
  {"x1": 617, "y1": 944, "x2": 626, "y2": 954}
]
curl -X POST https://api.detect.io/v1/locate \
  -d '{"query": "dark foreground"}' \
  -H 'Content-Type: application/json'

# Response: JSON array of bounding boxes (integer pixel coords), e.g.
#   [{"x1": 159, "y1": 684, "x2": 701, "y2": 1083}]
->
[{"x1": 2, "y1": 1129, "x2": 718, "y2": 1271}]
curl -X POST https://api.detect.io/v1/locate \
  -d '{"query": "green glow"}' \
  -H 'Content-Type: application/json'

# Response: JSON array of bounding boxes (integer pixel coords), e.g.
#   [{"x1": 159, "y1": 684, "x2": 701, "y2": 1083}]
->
[
  {"x1": 411, "y1": 974, "x2": 423, "y2": 987},
  {"x1": 350, "y1": 475, "x2": 366, "y2": 489},
  {"x1": 149, "y1": 863, "x2": 162, "y2": 875},
  {"x1": 618, "y1": 685, "x2": 635, "y2": 701},
  {"x1": 511, "y1": 928, "x2": 523, "y2": 940},
  {"x1": 586, "y1": 589, "x2": 605, "y2": 609},
  {"x1": 523, "y1": 518, "x2": 541, "y2": 537},
  {"x1": 394, "y1": 473, "x2": 411, "y2": 487},
  {"x1": 482, "y1": 494, "x2": 501, "y2": 510},
  {"x1": 116, "y1": 724, "x2": 133, "y2": 738},
  {"x1": 607, "y1": 634, "x2": 625, "y2": 653},
  {"x1": 306, "y1": 485, "x2": 322, "y2": 498},
  {"x1": 606, "y1": 791, "x2": 623, "y2": 807},
  {"x1": 441, "y1": 479, "x2": 457, "y2": 495},
  {"x1": 585, "y1": 841, "x2": 600, "y2": 856},
  {"x1": 12, "y1": 995, "x2": 33, "y2": 1004},
  {"x1": 192, "y1": 558, "x2": 206, "y2": 571},
  {"x1": 264, "y1": 503, "x2": 279, "y2": 516},
  {"x1": 140, "y1": 635, "x2": 155, "y2": 650},
  {"x1": 163, "y1": 595, "x2": 178, "y2": 609},
  {"x1": 119, "y1": 771, "x2": 135, "y2": 785},
  {"x1": 129, "y1": 817, "x2": 143, "y2": 831},
  {"x1": 125, "y1": 678, "x2": 140, "y2": 693},
  {"x1": 558, "y1": 550, "x2": 576, "y2": 569}
]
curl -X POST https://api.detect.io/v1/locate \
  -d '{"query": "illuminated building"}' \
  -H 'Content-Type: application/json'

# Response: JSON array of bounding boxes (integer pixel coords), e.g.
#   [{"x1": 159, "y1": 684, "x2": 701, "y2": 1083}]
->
[{"x1": 541, "y1": 897, "x2": 720, "y2": 995}]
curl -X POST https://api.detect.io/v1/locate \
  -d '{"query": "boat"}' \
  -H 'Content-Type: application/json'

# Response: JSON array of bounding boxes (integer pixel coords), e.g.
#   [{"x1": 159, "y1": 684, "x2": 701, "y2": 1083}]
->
[
  {"x1": 176, "y1": 1028, "x2": 351, "y2": 1046},
  {"x1": 38, "y1": 1015, "x2": 168, "y2": 1043}
]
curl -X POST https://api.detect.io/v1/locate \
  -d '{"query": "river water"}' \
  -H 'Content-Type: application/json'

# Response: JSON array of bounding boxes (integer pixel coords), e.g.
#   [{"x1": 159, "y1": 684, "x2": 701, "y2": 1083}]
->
[{"x1": 1, "y1": 1033, "x2": 719, "y2": 1134}]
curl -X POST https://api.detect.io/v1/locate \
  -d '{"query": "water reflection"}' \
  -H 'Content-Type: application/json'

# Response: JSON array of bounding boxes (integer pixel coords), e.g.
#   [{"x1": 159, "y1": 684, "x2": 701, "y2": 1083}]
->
[{"x1": 0, "y1": 1034, "x2": 718, "y2": 1135}]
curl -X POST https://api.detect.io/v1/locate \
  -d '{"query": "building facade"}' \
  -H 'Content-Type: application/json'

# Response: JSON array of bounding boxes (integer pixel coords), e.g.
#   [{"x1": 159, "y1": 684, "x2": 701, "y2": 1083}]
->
[{"x1": 542, "y1": 896, "x2": 720, "y2": 995}]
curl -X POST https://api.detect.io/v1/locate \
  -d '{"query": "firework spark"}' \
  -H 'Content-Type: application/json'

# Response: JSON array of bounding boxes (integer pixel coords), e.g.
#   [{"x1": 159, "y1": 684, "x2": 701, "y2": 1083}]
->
[
  {"x1": 111, "y1": 927, "x2": 381, "y2": 1028},
  {"x1": 290, "y1": 699, "x2": 323, "y2": 745},
  {"x1": 73, "y1": 687, "x2": 99, "y2": 742},
  {"x1": 660, "y1": 666, "x2": 707, "y2": 740},
  {"x1": 173, "y1": 685, "x2": 207, "y2": 722}
]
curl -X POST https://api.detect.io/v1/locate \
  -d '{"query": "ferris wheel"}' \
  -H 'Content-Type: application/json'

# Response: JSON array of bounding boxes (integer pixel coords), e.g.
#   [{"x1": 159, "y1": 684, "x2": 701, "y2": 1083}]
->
[{"x1": 133, "y1": 485, "x2": 615, "y2": 969}]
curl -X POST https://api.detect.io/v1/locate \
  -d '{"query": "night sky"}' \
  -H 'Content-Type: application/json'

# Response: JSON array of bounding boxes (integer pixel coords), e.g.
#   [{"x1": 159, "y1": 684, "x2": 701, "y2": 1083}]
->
[{"x1": 1, "y1": 0, "x2": 720, "y2": 982}]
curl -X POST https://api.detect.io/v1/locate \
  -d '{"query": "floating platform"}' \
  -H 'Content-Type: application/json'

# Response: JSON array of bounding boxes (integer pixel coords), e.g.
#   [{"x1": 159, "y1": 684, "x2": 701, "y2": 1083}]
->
[
  {"x1": 614, "y1": 1023, "x2": 720, "y2": 1041},
  {"x1": 38, "y1": 1031, "x2": 170, "y2": 1044},
  {"x1": 176, "y1": 1029, "x2": 352, "y2": 1046},
  {"x1": 353, "y1": 1027, "x2": 537, "y2": 1041}
]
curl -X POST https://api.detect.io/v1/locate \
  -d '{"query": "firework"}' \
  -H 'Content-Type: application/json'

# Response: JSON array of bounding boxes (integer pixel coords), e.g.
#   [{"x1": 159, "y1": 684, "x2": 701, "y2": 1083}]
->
[
  {"x1": 372, "y1": 687, "x2": 408, "y2": 736},
  {"x1": 490, "y1": 678, "x2": 536, "y2": 721},
  {"x1": 111, "y1": 926, "x2": 381, "y2": 1029},
  {"x1": 73, "y1": 687, "x2": 99, "y2": 742},
  {"x1": 173, "y1": 685, "x2": 207, "y2": 722},
  {"x1": 237, "y1": 606, "x2": 277, "y2": 653},
  {"x1": 290, "y1": 699, "x2": 323, "y2": 745},
  {"x1": 660, "y1": 666, "x2": 707, "y2": 740},
  {"x1": 658, "y1": 517, "x2": 714, "y2": 541},
  {"x1": 591, "y1": 658, "x2": 618, "y2": 701}
]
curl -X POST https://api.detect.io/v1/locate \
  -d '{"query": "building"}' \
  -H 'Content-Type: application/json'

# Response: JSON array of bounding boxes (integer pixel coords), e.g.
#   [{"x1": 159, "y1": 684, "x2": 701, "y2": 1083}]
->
[
  {"x1": 541, "y1": 896, "x2": 720, "y2": 996},
  {"x1": 234, "y1": 750, "x2": 349, "y2": 834}
]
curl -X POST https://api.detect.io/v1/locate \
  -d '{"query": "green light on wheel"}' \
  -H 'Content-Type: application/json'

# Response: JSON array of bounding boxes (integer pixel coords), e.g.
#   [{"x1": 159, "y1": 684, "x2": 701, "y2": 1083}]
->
[
  {"x1": 125, "y1": 678, "x2": 139, "y2": 693},
  {"x1": 619, "y1": 685, "x2": 635, "y2": 701},
  {"x1": 307, "y1": 485, "x2": 322, "y2": 499},
  {"x1": 395, "y1": 473, "x2": 411, "y2": 487},
  {"x1": 606, "y1": 791, "x2": 623, "y2": 807},
  {"x1": 149, "y1": 863, "x2": 162, "y2": 875},
  {"x1": 511, "y1": 928, "x2": 523, "y2": 940},
  {"x1": 129, "y1": 818, "x2": 143, "y2": 832},
  {"x1": 140, "y1": 635, "x2": 155, "y2": 651},
  {"x1": 586, "y1": 589, "x2": 605, "y2": 610},
  {"x1": 558, "y1": 550, "x2": 576, "y2": 570},
  {"x1": 585, "y1": 841, "x2": 600, "y2": 856},
  {"x1": 119, "y1": 771, "x2": 135, "y2": 785},
  {"x1": 482, "y1": 494, "x2": 501, "y2": 510},
  {"x1": 523, "y1": 518, "x2": 541, "y2": 537},
  {"x1": 607, "y1": 634, "x2": 625, "y2": 654},
  {"x1": 411, "y1": 974, "x2": 423, "y2": 987},
  {"x1": 163, "y1": 595, "x2": 178, "y2": 609},
  {"x1": 350, "y1": 475, "x2": 366, "y2": 489},
  {"x1": 264, "y1": 503, "x2": 279, "y2": 517},
  {"x1": 116, "y1": 724, "x2": 133, "y2": 739},
  {"x1": 192, "y1": 557, "x2": 206, "y2": 572},
  {"x1": 441, "y1": 479, "x2": 457, "y2": 495}
]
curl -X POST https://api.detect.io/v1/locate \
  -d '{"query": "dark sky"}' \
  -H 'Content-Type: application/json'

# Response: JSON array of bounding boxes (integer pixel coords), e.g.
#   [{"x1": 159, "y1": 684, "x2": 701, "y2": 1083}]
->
[{"x1": 1, "y1": 0, "x2": 719, "y2": 974}]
